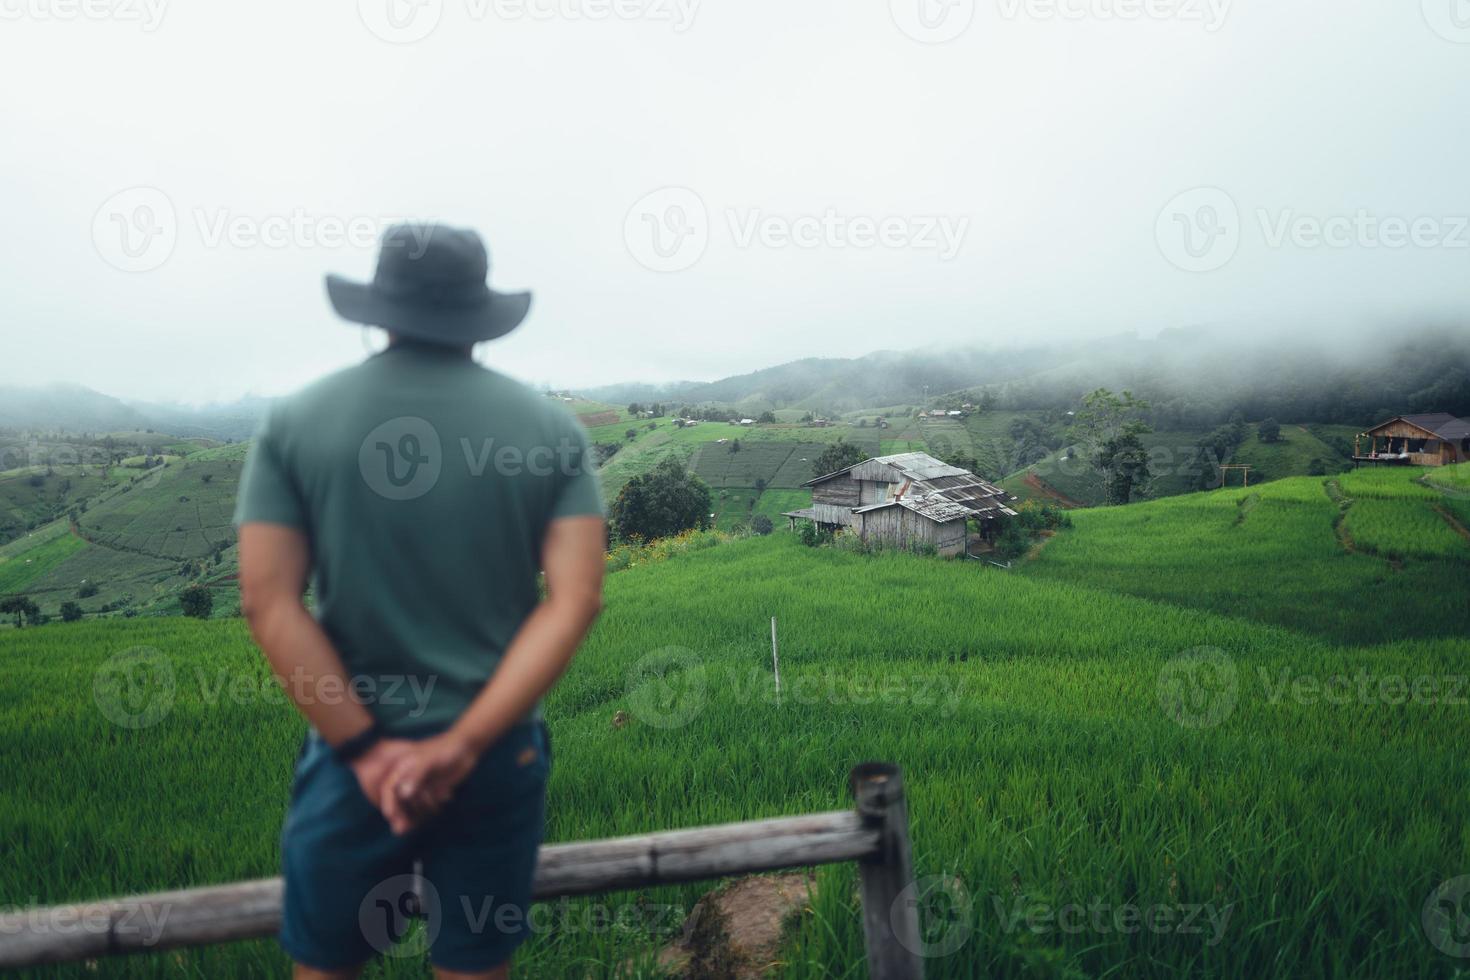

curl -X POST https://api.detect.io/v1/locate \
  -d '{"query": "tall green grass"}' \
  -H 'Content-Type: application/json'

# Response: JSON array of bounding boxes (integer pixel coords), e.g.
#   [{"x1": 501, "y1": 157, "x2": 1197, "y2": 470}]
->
[{"x1": 2, "y1": 522, "x2": 1467, "y2": 977}]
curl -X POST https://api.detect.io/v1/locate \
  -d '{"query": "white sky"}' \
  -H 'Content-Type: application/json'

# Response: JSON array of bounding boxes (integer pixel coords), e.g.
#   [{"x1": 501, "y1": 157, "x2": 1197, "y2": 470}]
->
[{"x1": 3, "y1": 0, "x2": 1469, "y2": 403}]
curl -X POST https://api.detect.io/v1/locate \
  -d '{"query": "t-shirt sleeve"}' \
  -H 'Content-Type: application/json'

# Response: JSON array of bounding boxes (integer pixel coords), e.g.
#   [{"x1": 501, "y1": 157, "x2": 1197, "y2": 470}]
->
[
  {"x1": 233, "y1": 407, "x2": 309, "y2": 530},
  {"x1": 550, "y1": 420, "x2": 605, "y2": 521}
]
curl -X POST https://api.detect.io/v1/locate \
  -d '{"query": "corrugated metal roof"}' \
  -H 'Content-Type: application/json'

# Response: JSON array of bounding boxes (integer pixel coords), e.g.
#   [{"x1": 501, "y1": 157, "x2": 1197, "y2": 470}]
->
[{"x1": 1371, "y1": 414, "x2": 1470, "y2": 440}]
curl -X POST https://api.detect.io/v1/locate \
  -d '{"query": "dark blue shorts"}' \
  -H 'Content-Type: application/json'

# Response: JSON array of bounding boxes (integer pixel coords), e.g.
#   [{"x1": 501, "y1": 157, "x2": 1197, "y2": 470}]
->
[{"x1": 279, "y1": 722, "x2": 549, "y2": 973}]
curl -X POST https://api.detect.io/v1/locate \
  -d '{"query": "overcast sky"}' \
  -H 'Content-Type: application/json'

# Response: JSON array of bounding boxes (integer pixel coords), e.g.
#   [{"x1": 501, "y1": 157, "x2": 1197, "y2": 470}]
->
[{"x1": 3, "y1": 0, "x2": 1469, "y2": 403}]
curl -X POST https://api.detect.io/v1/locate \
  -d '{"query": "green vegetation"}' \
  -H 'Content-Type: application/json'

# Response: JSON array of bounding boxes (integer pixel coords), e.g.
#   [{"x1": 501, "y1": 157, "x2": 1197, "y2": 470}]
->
[
  {"x1": 3, "y1": 475, "x2": 1468, "y2": 976},
  {"x1": 1021, "y1": 472, "x2": 1466, "y2": 645}
]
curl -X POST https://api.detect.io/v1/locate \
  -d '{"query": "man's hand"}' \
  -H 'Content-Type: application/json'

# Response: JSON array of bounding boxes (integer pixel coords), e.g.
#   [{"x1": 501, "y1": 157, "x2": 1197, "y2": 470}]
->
[
  {"x1": 379, "y1": 733, "x2": 479, "y2": 836},
  {"x1": 347, "y1": 738, "x2": 419, "y2": 807}
]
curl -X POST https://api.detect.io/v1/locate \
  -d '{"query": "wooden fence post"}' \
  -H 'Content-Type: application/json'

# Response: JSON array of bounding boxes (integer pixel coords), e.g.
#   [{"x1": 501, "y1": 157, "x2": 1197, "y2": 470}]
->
[{"x1": 850, "y1": 762, "x2": 924, "y2": 980}]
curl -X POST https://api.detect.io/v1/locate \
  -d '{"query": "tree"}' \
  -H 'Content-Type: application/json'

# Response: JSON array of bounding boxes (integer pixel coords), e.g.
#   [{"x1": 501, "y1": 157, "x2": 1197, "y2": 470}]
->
[
  {"x1": 751, "y1": 514, "x2": 774, "y2": 535},
  {"x1": 78, "y1": 582, "x2": 99, "y2": 598},
  {"x1": 811, "y1": 440, "x2": 867, "y2": 479},
  {"x1": 1258, "y1": 418, "x2": 1282, "y2": 444},
  {"x1": 0, "y1": 596, "x2": 39, "y2": 628},
  {"x1": 180, "y1": 584, "x2": 213, "y2": 619},
  {"x1": 625, "y1": 428, "x2": 638, "y2": 441},
  {"x1": 610, "y1": 458, "x2": 712, "y2": 543},
  {"x1": 60, "y1": 601, "x2": 84, "y2": 623},
  {"x1": 728, "y1": 439, "x2": 741, "y2": 454},
  {"x1": 754, "y1": 477, "x2": 767, "y2": 493},
  {"x1": 758, "y1": 411, "x2": 777, "y2": 424},
  {"x1": 1070, "y1": 388, "x2": 1153, "y2": 505}
]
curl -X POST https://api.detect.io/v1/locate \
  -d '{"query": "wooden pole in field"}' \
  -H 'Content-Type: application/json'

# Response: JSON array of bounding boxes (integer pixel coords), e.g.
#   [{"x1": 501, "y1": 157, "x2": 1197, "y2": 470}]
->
[
  {"x1": 770, "y1": 616, "x2": 782, "y2": 707},
  {"x1": 852, "y1": 763, "x2": 925, "y2": 980}
]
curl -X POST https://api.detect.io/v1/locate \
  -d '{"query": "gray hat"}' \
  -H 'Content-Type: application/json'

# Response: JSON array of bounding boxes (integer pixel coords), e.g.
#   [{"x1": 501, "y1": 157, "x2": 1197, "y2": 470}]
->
[{"x1": 326, "y1": 223, "x2": 531, "y2": 344}]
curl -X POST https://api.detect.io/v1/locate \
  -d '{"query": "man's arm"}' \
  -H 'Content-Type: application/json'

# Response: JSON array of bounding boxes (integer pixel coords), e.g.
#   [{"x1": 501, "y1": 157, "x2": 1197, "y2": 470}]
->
[
  {"x1": 238, "y1": 523, "x2": 419, "y2": 804},
  {"x1": 381, "y1": 514, "x2": 605, "y2": 835},
  {"x1": 238, "y1": 523, "x2": 376, "y2": 744}
]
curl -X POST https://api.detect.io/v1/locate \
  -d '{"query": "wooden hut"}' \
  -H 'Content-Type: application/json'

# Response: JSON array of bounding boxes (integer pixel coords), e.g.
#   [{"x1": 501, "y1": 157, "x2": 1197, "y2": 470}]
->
[
  {"x1": 1354, "y1": 414, "x2": 1470, "y2": 467},
  {"x1": 785, "y1": 452, "x2": 1017, "y2": 556}
]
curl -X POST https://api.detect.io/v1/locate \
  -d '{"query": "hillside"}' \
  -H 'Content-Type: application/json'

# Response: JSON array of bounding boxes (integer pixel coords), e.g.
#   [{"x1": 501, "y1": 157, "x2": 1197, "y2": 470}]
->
[{"x1": 2, "y1": 468, "x2": 1466, "y2": 976}]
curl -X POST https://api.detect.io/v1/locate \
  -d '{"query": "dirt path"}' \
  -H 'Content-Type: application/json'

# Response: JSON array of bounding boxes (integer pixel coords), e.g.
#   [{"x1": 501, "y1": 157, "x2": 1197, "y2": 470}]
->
[{"x1": 1433, "y1": 504, "x2": 1470, "y2": 545}]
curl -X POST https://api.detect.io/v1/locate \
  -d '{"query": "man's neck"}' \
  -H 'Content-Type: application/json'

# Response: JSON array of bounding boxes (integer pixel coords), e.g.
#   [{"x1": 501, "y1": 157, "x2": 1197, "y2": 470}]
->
[{"x1": 386, "y1": 334, "x2": 474, "y2": 358}]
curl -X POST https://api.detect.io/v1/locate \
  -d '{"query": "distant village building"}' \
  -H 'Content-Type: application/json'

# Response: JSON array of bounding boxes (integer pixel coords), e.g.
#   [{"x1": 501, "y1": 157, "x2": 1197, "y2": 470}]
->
[
  {"x1": 785, "y1": 452, "x2": 1017, "y2": 556},
  {"x1": 1355, "y1": 414, "x2": 1470, "y2": 467},
  {"x1": 740, "y1": 418, "x2": 756, "y2": 426}
]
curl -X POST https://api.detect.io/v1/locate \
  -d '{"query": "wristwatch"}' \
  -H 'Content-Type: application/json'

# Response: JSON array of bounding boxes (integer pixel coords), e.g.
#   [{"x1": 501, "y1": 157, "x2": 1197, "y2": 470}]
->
[{"x1": 333, "y1": 723, "x2": 383, "y2": 765}]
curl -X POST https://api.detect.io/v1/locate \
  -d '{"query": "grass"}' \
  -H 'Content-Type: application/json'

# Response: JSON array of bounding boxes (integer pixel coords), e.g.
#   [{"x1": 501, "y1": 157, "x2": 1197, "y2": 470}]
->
[
  {"x1": 0, "y1": 524, "x2": 87, "y2": 594},
  {"x1": 1018, "y1": 474, "x2": 1468, "y2": 645},
  {"x1": 1230, "y1": 426, "x2": 1351, "y2": 483},
  {"x1": 2, "y1": 519, "x2": 1467, "y2": 977}
]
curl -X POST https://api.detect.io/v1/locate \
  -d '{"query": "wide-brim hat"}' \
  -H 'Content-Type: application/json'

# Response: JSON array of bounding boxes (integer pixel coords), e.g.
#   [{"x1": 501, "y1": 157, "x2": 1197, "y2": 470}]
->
[{"x1": 326, "y1": 223, "x2": 531, "y2": 344}]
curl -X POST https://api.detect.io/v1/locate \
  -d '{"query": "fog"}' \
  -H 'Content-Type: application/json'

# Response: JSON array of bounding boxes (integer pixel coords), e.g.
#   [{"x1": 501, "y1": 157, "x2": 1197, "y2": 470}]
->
[{"x1": 3, "y1": 0, "x2": 1469, "y2": 403}]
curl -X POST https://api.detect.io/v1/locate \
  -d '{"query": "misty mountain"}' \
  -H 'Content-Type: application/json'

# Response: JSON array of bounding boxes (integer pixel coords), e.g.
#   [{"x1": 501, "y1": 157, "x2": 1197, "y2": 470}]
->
[
  {"x1": 578, "y1": 339, "x2": 1139, "y2": 412},
  {"x1": 0, "y1": 383, "x2": 150, "y2": 433},
  {"x1": 0, "y1": 383, "x2": 267, "y2": 441}
]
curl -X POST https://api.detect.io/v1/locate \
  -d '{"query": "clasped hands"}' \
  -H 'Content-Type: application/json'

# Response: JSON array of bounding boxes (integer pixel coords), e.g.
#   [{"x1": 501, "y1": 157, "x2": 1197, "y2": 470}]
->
[{"x1": 348, "y1": 733, "x2": 479, "y2": 835}]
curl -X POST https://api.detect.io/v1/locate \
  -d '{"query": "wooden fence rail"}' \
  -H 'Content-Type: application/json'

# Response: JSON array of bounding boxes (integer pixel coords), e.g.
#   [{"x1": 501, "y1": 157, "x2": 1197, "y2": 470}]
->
[{"x1": 0, "y1": 762, "x2": 924, "y2": 978}]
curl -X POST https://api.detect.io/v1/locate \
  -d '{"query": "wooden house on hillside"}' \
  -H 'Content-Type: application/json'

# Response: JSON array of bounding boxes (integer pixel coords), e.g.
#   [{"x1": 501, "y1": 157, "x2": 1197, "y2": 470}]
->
[
  {"x1": 1354, "y1": 414, "x2": 1470, "y2": 467},
  {"x1": 785, "y1": 452, "x2": 1017, "y2": 556}
]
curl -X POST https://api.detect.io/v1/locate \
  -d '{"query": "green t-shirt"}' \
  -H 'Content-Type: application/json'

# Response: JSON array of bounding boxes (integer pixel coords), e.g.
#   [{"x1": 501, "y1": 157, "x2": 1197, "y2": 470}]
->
[{"x1": 233, "y1": 343, "x2": 604, "y2": 733}]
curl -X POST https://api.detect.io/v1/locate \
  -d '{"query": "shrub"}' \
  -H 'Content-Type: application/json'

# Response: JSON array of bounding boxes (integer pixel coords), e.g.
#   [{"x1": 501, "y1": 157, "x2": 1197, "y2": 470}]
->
[
  {"x1": 60, "y1": 602, "x2": 84, "y2": 623},
  {"x1": 798, "y1": 522, "x2": 833, "y2": 547},
  {"x1": 77, "y1": 582, "x2": 99, "y2": 598},
  {"x1": 751, "y1": 514, "x2": 774, "y2": 536},
  {"x1": 179, "y1": 584, "x2": 213, "y2": 619}
]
